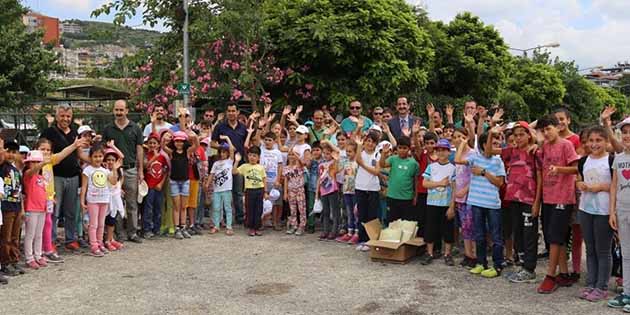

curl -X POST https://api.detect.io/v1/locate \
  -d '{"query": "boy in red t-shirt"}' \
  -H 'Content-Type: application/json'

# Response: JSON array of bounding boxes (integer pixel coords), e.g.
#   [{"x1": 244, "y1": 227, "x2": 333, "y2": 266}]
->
[
  {"x1": 143, "y1": 133, "x2": 169, "y2": 238},
  {"x1": 413, "y1": 129, "x2": 438, "y2": 237}
]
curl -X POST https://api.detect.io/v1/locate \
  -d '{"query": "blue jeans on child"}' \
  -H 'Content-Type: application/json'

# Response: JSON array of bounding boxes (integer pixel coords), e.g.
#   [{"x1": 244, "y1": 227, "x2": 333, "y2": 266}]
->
[
  {"x1": 213, "y1": 190, "x2": 233, "y2": 229},
  {"x1": 344, "y1": 194, "x2": 357, "y2": 232},
  {"x1": 143, "y1": 188, "x2": 163, "y2": 234},
  {"x1": 473, "y1": 206, "x2": 504, "y2": 269}
]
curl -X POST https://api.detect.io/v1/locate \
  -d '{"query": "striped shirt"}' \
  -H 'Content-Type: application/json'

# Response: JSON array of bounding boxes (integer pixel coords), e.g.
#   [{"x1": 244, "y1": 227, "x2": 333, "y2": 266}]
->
[{"x1": 466, "y1": 152, "x2": 506, "y2": 209}]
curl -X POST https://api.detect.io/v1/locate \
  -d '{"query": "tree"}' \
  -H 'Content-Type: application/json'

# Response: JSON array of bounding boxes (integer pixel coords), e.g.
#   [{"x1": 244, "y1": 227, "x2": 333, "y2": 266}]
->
[
  {"x1": 427, "y1": 12, "x2": 511, "y2": 106},
  {"x1": 263, "y1": 0, "x2": 434, "y2": 108},
  {"x1": 507, "y1": 58, "x2": 565, "y2": 119},
  {"x1": 0, "y1": 0, "x2": 60, "y2": 108}
]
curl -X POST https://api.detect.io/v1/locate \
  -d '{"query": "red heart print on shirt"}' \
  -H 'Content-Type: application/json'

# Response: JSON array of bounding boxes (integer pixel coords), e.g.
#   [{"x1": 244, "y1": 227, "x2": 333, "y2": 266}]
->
[{"x1": 623, "y1": 169, "x2": 630, "y2": 180}]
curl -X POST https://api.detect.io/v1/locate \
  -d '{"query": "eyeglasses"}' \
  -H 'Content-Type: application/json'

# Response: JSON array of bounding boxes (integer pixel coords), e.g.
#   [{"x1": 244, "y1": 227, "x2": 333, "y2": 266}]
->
[
  {"x1": 373, "y1": 112, "x2": 383, "y2": 116},
  {"x1": 350, "y1": 106, "x2": 361, "y2": 110}
]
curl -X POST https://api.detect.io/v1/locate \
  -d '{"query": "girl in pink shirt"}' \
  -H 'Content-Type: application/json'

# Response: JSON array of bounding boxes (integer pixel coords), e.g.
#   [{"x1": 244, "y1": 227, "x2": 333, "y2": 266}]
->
[{"x1": 22, "y1": 150, "x2": 49, "y2": 269}]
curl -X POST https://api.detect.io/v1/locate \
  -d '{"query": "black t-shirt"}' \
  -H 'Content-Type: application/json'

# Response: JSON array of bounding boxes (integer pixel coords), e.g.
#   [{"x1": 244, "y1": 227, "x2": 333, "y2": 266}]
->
[
  {"x1": 170, "y1": 150, "x2": 190, "y2": 181},
  {"x1": 1, "y1": 162, "x2": 22, "y2": 212},
  {"x1": 40, "y1": 125, "x2": 80, "y2": 178}
]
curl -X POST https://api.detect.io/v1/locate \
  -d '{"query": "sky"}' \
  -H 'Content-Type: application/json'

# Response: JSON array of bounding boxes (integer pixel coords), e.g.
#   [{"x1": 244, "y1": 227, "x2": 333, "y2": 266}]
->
[{"x1": 23, "y1": 0, "x2": 630, "y2": 69}]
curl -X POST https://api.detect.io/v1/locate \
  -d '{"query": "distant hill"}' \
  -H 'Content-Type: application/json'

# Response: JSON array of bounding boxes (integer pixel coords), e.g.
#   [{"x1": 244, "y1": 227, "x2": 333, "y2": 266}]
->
[{"x1": 60, "y1": 19, "x2": 161, "y2": 49}]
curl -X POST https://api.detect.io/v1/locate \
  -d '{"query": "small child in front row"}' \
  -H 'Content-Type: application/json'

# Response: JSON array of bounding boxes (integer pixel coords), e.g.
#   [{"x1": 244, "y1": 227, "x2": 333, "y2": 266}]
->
[
  {"x1": 0, "y1": 139, "x2": 24, "y2": 276},
  {"x1": 379, "y1": 136, "x2": 419, "y2": 223},
  {"x1": 283, "y1": 149, "x2": 307, "y2": 235},
  {"x1": 80, "y1": 144, "x2": 120, "y2": 257},
  {"x1": 209, "y1": 137, "x2": 235, "y2": 236},
  {"x1": 317, "y1": 141, "x2": 341, "y2": 241},
  {"x1": 22, "y1": 150, "x2": 49, "y2": 269},
  {"x1": 104, "y1": 148, "x2": 125, "y2": 251},
  {"x1": 233, "y1": 146, "x2": 267, "y2": 236},
  {"x1": 336, "y1": 140, "x2": 359, "y2": 244}
]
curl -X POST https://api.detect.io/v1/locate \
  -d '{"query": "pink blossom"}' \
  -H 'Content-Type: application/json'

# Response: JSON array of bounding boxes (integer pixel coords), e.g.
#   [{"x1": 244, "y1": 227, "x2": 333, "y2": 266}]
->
[
  {"x1": 221, "y1": 60, "x2": 232, "y2": 70},
  {"x1": 189, "y1": 69, "x2": 197, "y2": 78},
  {"x1": 201, "y1": 83, "x2": 210, "y2": 93},
  {"x1": 196, "y1": 58, "x2": 206, "y2": 69},
  {"x1": 231, "y1": 62, "x2": 241, "y2": 71},
  {"x1": 231, "y1": 89, "x2": 243, "y2": 100},
  {"x1": 211, "y1": 81, "x2": 218, "y2": 89},
  {"x1": 301, "y1": 65, "x2": 310, "y2": 72},
  {"x1": 305, "y1": 83, "x2": 314, "y2": 90},
  {"x1": 286, "y1": 67, "x2": 294, "y2": 76}
]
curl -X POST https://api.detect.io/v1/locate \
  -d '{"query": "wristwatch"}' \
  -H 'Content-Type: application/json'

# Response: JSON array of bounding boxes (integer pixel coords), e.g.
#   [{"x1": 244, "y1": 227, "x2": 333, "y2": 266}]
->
[{"x1": 480, "y1": 169, "x2": 486, "y2": 177}]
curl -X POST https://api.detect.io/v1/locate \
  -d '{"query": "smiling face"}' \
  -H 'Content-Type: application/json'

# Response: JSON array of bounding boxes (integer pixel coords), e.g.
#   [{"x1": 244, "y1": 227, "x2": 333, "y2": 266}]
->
[
  {"x1": 263, "y1": 137, "x2": 275, "y2": 149},
  {"x1": 113, "y1": 100, "x2": 128, "y2": 119},
  {"x1": 38, "y1": 142, "x2": 52, "y2": 158},
  {"x1": 349, "y1": 101, "x2": 362, "y2": 117},
  {"x1": 90, "y1": 150, "x2": 104, "y2": 167},
  {"x1": 105, "y1": 154, "x2": 117, "y2": 170},
  {"x1": 587, "y1": 130, "x2": 607, "y2": 155},
  {"x1": 55, "y1": 107, "x2": 72, "y2": 130},
  {"x1": 436, "y1": 147, "x2": 450, "y2": 162},
  {"x1": 313, "y1": 110, "x2": 324, "y2": 128},
  {"x1": 154, "y1": 105, "x2": 167, "y2": 120},
  {"x1": 622, "y1": 125, "x2": 630, "y2": 150},
  {"x1": 147, "y1": 138, "x2": 160, "y2": 152},
  {"x1": 554, "y1": 111, "x2": 570, "y2": 133},
  {"x1": 226, "y1": 105, "x2": 239, "y2": 122},
  {"x1": 322, "y1": 147, "x2": 333, "y2": 161},
  {"x1": 396, "y1": 97, "x2": 409, "y2": 116},
  {"x1": 451, "y1": 130, "x2": 467, "y2": 147}
]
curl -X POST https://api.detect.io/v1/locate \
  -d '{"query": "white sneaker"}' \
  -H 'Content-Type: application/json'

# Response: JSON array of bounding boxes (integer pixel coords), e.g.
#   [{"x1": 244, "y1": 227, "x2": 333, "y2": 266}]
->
[{"x1": 360, "y1": 245, "x2": 371, "y2": 252}]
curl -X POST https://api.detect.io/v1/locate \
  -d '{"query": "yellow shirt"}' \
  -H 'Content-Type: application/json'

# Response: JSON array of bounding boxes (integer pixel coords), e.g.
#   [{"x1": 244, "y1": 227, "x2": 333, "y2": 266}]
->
[
  {"x1": 42, "y1": 155, "x2": 58, "y2": 201},
  {"x1": 237, "y1": 163, "x2": 266, "y2": 189}
]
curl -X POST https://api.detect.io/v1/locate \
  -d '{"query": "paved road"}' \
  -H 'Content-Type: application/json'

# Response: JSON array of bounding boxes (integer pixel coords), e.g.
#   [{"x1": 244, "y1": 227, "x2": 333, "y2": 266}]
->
[{"x1": 0, "y1": 228, "x2": 618, "y2": 315}]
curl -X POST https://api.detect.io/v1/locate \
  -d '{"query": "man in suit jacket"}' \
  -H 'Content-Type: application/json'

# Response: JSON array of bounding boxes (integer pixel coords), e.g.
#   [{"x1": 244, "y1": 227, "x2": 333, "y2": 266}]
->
[{"x1": 388, "y1": 96, "x2": 420, "y2": 139}]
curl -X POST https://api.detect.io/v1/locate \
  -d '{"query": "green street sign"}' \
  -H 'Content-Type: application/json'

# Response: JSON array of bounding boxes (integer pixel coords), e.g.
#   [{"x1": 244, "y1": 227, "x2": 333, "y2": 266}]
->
[{"x1": 178, "y1": 83, "x2": 191, "y2": 95}]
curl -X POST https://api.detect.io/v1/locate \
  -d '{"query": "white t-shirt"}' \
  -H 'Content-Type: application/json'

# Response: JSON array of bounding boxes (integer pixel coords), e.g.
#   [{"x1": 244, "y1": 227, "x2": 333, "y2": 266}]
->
[
  {"x1": 579, "y1": 155, "x2": 611, "y2": 215},
  {"x1": 210, "y1": 159, "x2": 233, "y2": 193},
  {"x1": 355, "y1": 150, "x2": 380, "y2": 191},
  {"x1": 83, "y1": 165, "x2": 111, "y2": 204},
  {"x1": 143, "y1": 121, "x2": 173, "y2": 138},
  {"x1": 293, "y1": 143, "x2": 311, "y2": 159},
  {"x1": 260, "y1": 146, "x2": 283, "y2": 184}
]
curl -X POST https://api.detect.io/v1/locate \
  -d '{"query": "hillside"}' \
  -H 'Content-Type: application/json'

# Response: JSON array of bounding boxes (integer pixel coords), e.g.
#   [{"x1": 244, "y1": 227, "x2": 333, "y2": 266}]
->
[{"x1": 60, "y1": 19, "x2": 162, "y2": 49}]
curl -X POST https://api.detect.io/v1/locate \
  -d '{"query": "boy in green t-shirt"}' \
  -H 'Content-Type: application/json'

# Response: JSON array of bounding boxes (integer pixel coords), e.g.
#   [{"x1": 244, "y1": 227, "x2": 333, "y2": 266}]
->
[
  {"x1": 379, "y1": 136, "x2": 419, "y2": 223},
  {"x1": 233, "y1": 146, "x2": 267, "y2": 237}
]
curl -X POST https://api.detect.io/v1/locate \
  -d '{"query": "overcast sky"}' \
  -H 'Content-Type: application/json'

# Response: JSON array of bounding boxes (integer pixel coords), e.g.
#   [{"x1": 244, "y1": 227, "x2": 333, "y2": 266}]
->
[{"x1": 24, "y1": 0, "x2": 630, "y2": 69}]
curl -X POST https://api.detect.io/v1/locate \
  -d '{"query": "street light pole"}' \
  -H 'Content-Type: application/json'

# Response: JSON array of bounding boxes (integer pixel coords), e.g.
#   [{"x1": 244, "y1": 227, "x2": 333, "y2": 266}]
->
[
  {"x1": 182, "y1": 0, "x2": 189, "y2": 108},
  {"x1": 508, "y1": 42, "x2": 560, "y2": 58}
]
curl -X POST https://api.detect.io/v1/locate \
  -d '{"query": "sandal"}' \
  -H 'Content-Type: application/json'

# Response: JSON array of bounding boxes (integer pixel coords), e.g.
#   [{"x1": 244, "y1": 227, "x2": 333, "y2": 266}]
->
[
  {"x1": 209, "y1": 227, "x2": 219, "y2": 234},
  {"x1": 225, "y1": 229, "x2": 234, "y2": 236}
]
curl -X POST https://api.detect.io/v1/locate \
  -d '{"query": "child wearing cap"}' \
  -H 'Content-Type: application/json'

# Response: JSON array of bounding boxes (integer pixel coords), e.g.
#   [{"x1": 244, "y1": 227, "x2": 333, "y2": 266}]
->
[
  {"x1": 22, "y1": 150, "x2": 50, "y2": 269},
  {"x1": 0, "y1": 139, "x2": 24, "y2": 276},
  {"x1": 421, "y1": 138, "x2": 456, "y2": 266},
  {"x1": 209, "y1": 136, "x2": 235, "y2": 235},
  {"x1": 103, "y1": 147, "x2": 125, "y2": 251},
  {"x1": 142, "y1": 133, "x2": 169, "y2": 239},
  {"x1": 165, "y1": 130, "x2": 198, "y2": 240}
]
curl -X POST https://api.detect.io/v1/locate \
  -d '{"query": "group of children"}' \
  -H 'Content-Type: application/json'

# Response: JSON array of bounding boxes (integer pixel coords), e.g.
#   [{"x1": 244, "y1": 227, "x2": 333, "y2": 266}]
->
[{"x1": 3, "y1": 101, "x2": 630, "y2": 314}]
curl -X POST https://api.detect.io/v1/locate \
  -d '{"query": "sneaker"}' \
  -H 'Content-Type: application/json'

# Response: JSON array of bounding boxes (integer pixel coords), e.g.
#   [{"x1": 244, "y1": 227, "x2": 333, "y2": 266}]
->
[
  {"x1": 111, "y1": 240, "x2": 124, "y2": 250},
  {"x1": 12, "y1": 264, "x2": 25, "y2": 275},
  {"x1": 128, "y1": 235, "x2": 143, "y2": 243},
  {"x1": 248, "y1": 229, "x2": 256, "y2": 237},
  {"x1": 608, "y1": 294, "x2": 630, "y2": 308},
  {"x1": 65, "y1": 241, "x2": 80, "y2": 251},
  {"x1": 556, "y1": 273, "x2": 575, "y2": 287},
  {"x1": 359, "y1": 245, "x2": 370, "y2": 252},
  {"x1": 99, "y1": 245, "x2": 110, "y2": 255},
  {"x1": 624, "y1": 304, "x2": 630, "y2": 313},
  {"x1": 294, "y1": 229, "x2": 304, "y2": 236},
  {"x1": 569, "y1": 272, "x2": 581, "y2": 282},
  {"x1": 0, "y1": 265, "x2": 18, "y2": 277},
  {"x1": 192, "y1": 225, "x2": 203, "y2": 235},
  {"x1": 209, "y1": 227, "x2": 219, "y2": 234},
  {"x1": 336, "y1": 234, "x2": 352, "y2": 243},
  {"x1": 78, "y1": 239, "x2": 90, "y2": 249},
  {"x1": 44, "y1": 252, "x2": 64, "y2": 263},
  {"x1": 326, "y1": 232, "x2": 336, "y2": 241},
  {"x1": 481, "y1": 267, "x2": 500, "y2": 278},
  {"x1": 348, "y1": 234, "x2": 359, "y2": 245},
  {"x1": 0, "y1": 274, "x2": 7, "y2": 285},
  {"x1": 255, "y1": 230, "x2": 263, "y2": 236},
  {"x1": 444, "y1": 255, "x2": 455, "y2": 266},
  {"x1": 355, "y1": 243, "x2": 365, "y2": 251},
  {"x1": 586, "y1": 288, "x2": 608, "y2": 302},
  {"x1": 26, "y1": 260, "x2": 40, "y2": 270},
  {"x1": 470, "y1": 265, "x2": 485, "y2": 275},
  {"x1": 105, "y1": 242, "x2": 117, "y2": 252},
  {"x1": 36, "y1": 258, "x2": 48, "y2": 267},
  {"x1": 90, "y1": 249, "x2": 105, "y2": 257},
  {"x1": 174, "y1": 229, "x2": 184, "y2": 240},
  {"x1": 537, "y1": 275, "x2": 558, "y2": 294},
  {"x1": 225, "y1": 229, "x2": 234, "y2": 236},
  {"x1": 508, "y1": 269, "x2": 537, "y2": 283},
  {"x1": 318, "y1": 233, "x2": 327, "y2": 241},
  {"x1": 420, "y1": 254, "x2": 434, "y2": 265},
  {"x1": 286, "y1": 229, "x2": 296, "y2": 235},
  {"x1": 182, "y1": 229, "x2": 192, "y2": 239},
  {"x1": 537, "y1": 250, "x2": 549, "y2": 259},
  {"x1": 144, "y1": 231, "x2": 154, "y2": 239}
]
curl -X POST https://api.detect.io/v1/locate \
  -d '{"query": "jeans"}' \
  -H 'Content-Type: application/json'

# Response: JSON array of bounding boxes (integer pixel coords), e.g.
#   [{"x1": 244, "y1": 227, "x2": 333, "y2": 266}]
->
[
  {"x1": 196, "y1": 186, "x2": 206, "y2": 225},
  {"x1": 53, "y1": 176, "x2": 80, "y2": 244},
  {"x1": 213, "y1": 190, "x2": 233, "y2": 229},
  {"x1": 143, "y1": 188, "x2": 163, "y2": 234},
  {"x1": 356, "y1": 190, "x2": 380, "y2": 243},
  {"x1": 617, "y1": 210, "x2": 630, "y2": 295},
  {"x1": 473, "y1": 206, "x2": 504, "y2": 269},
  {"x1": 245, "y1": 188, "x2": 263, "y2": 230},
  {"x1": 118, "y1": 168, "x2": 139, "y2": 239},
  {"x1": 320, "y1": 192, "x2": 340, "y2": 234},
  {"x1": 24, "y1": 212, "x2": 45, "y2": 263},
  {"x1": 344, "y1": 194, "x2": 357, "y2": 232},
  {"x1": 578, "y1": 211, "x2": 613, "y2": 289},
  {"x1": 232, "y1": 174, "x2": 245, "y2": 223}
]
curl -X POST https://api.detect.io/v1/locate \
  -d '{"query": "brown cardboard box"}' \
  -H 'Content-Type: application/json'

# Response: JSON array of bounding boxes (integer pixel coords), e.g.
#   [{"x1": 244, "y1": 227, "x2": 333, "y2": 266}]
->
[{"x1": 363, "y1": 219, "x2": 425, "y2": 264}]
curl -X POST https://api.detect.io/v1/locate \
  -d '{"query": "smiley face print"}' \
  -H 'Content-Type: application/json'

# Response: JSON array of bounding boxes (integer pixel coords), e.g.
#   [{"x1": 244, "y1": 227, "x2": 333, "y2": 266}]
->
[{"x1": 92, "y1": 170, "x2": 108, "y2": 188}]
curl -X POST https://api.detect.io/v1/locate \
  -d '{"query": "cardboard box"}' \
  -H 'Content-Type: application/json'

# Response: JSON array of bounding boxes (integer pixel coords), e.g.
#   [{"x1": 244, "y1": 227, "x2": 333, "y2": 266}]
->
[{"x1": 363, "y1": 219, "x2": 425, "y2": 264}]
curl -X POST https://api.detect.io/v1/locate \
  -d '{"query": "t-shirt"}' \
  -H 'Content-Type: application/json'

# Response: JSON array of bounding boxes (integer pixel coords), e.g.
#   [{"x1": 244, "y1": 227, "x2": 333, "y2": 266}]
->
[
  {"x1": 210, "y1": 159, "x2": 233, "y2": 192},
  {"x1": 536, "y1": 139, "x2": 580, "y2": 205},
  {"x1": 307, "y1": 160, "x2": 320, "y2": 192},
  {"x1": 188, "y1": 146, "x2": 207, "y2": 181},
  {"x1": 145, "y1": 151, "x2": 168, "y2": 188},
  {"x1": 566, "y1": 133, "x2": 581, "y2": 151},
  {"x1": 387, "y1": 155, "x2": 420, "y2": 200},
  {"x1": 415, "y1": 151, "x2": 438, "y2": 194},
  {"x1": 502, "y1": 147, "x2": 538, "y2": 205},
  {"x1": 579, "y1": 155, "x2": 611, "y2": 215},
  {"x1": 341, "y1": 116, "x2": 373, "y2": 134},
  {"x1": 283, "y1": 165, "x2": 305, "y2": 190},
  {"x1": 424, "y1": 161, "x2": 456, "y2": 207},
  {"x1": 613, "y1": 152, "x2": 630, "y2": 211},
  {"x1": 355, "y1": 150, "x2": 380, "y2": 192},
  {"x1": 102, "y1": 121, "x2": 143, "y2": 169},
  {"x1": 466, "y1": 152, "x2": 506, "y2": 210},
  {"x1": 143, "y1": 121, "x2": 173, "y2": 138},
  {"x1": 170, "y1": 149, "x2": 189, "y2": 181},
  {"x1": 455, "y1": 150, "x2": 474, "y2": 203},
  {"x1": 318, "y1": 159, "x2": 339, "y2": 196},
  {"x1": 40, "y1": 125, "x2": 80, "y2": 178},
  {"x1": 260, "y1": 146, "x2": 283, "y2": 184},
  {"x1": 42, "y1": 155, "x2": 57, "y2": 201},
  {"x1": 293, "y1": 143, "x2": 311, "y2": 160},
  {"x1": 237, "y1": 163, "x2": 266, "y2": 189},
  {"x1": 212, "y1": 121, "x2": 248, "y2": 161},
  {"x1": 0, "y1": 162, "x2": 21, "y2": 212},
  {"x1": 336, "y1": 150, "x2": 348, "y2": 184},
  {"x1": 83, "y1": 165, "x2": 111, "y2": 204},
  {"x1": 24, "y1": 173, "x2": 47, "y2": 212},
  {"x1": 341, "y1": 159, "x2": 358, "y2": 194}
]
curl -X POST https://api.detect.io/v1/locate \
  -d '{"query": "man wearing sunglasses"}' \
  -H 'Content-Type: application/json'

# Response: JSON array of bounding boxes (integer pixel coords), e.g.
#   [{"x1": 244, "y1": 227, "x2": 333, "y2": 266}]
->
[
  {"x1": 388, "y1": 96, "x2": 420, "y2": 139},
  {"x1": 340, "y1": 100, "x2": 373, "y2": 135}
]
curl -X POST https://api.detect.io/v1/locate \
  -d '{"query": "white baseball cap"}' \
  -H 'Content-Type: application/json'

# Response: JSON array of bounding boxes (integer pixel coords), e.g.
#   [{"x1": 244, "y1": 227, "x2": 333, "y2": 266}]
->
[
  {"x1": 617, "y1": 117, "x2": 630, "y2": 130},
  {"x1": 296, "y1": 125, "x2": 309, "y2": 134},
  {"x1": 369, "y1": 124, "x2": 382, "y2": 133},
  {"x1": 137, "y1": 180, "x2": 148, "y2": 203},
  {"x1": 77, "y1": 125, "x2": 95, "y2": 136},
  {"x1": 269, "y1": 189, "x2": 281, "y2": 202}
]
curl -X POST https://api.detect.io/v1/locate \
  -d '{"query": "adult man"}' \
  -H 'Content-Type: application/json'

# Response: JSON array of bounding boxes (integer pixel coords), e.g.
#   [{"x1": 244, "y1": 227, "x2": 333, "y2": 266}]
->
[
  {"x1": 371, "y1": 107, "x2": 385, "y2": 128},
  {"x1": 212, "y1": 102, "x2": 248, "y2": 224},
  {"x1": 388, "y1": 97, "x2": 418, "y2": 139},
  {"x1": 170, "y1": 108, "x2": 194, "y2": 132},
  {"x1": 103, "y1": 100, "x2": 144, "y2": 243},
  {"x1": 142, "y1": 104, "x2": 172, "y2": 138},
  {"x1": 340, "y1": 101, "x2": 373, "y2": 135},
  {"x1": 308, "y1": 109, "x2": 327, "y2": 145},
  {"x1": 40, "y1": 104, "x2": 82, "y2": 250},
  {"x1": 455, "y1": 100, "x2": 478, "y2": 129}
]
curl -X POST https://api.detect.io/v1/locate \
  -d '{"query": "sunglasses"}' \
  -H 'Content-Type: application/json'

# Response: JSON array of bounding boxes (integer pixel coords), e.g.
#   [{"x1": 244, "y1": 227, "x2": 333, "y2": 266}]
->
[
  {"x1": 350, "y1": 106, "x2": 361, "y2": 110},
  {"x1": 373, "y1": 112, "x2": 383, "y2": 116}
]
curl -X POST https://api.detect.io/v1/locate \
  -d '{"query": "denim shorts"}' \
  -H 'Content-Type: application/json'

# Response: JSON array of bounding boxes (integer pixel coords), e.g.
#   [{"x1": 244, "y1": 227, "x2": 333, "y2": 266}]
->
[{"x1": 170, "y1": 180, "x2": 190, "y2": 197}]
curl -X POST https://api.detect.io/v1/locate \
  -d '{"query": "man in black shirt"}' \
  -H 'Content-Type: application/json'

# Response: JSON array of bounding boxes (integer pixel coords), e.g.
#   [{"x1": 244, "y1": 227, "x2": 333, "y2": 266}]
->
[{"x1": 40, "y1": 104, "x2": 83, "y2": 250}]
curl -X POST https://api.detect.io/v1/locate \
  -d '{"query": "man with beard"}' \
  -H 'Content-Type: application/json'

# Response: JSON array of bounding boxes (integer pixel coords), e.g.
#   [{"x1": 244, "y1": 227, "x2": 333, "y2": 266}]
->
[
  {"x1": 212, "y1": 102, "x2": 248, "y2": 224},
  {"x1": 143, "y1": 104, "x2": 172, "y2": 138},
  {"x1": 40, "y1": 104, "x2": 83, "y2": 250},
  {"x1": 103, "y1": 100, "x2": 144, "y2": 243},
  {"x1": 388, "y1": 96, "x2": 420, "y2": 139}
]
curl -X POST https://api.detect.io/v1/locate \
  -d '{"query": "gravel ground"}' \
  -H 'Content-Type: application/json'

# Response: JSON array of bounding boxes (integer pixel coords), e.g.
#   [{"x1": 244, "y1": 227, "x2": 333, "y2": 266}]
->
[{"x1": 0, "y1": 227, "x2": 620, "y2": 315}]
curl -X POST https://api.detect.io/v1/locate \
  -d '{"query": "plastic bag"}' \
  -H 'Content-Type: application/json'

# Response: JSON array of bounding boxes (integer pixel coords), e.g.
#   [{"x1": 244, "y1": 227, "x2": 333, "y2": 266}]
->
[
  {"x1": 312, "y1": 198, "x2": 323, "y2": 214},
  {"x1": 262, "y1": 199, "x2": 273, "y2": 218}
]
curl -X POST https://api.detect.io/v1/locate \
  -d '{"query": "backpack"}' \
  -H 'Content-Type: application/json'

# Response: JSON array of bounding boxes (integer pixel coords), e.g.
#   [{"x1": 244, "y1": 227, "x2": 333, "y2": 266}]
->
[{"x1": 577, "y1": 154, "x2": 614, "y2": 179}]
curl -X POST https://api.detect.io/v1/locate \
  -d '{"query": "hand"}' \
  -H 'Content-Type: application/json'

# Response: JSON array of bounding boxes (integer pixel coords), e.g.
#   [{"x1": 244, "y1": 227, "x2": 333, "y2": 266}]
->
[
  {"x1": 445, "y1": 104, "x2": 454, "y2": 118},
  {"x1": 219, "y1": 135, "x2": 229, "y2": 141},
  {"x1": 73, "y1": 118, "x2": 83, "y2": 126},
  {"x1": 114, "y1": 159, "x2": 123, "y2": 170},
  {"x1": 610, "y1": 214, "x2": 618, "y2": 231},
  {"x1": 576, "y1": 181, "x2": 588, "y2": 192},
  {"x1": 250, "y1": 111, "x2": 261, "y2": 121},
  {"x1": 446, "y1": 207, "x2": 455, "y2": 220},
  {"x1": 324, "y1": 125, "x2": 337, "y2": 136},
  {"x1": 455, "y1": 189, "x2": 467, "y2": 199},
  {"x1": 490, "y1": 124, "x2": 503, "y2": 135},
  {"x1": 491, "y1": 108, "x2": 504, "y2": 124},
  {"x1": 532, "y1": 200, "x2": 541, "y2": 218},
  {"x1": 477, "y1": 105, "x2": 488, "y2": 118},
  {"x1": 412, "y1": 196, "x2": 417, "y2": 206},
  {"x1": 356, "y1": 117, "x2": 365, "y2": 129},
  {"x1": 287, "y1": 113, "x2": 298, "y2": 123},
  {"x1": 81, "y1": 202, "x2": 87, "y2": 211},
  {"x1": 155, "y1": 184, "x2": 163, "y2": 192},
  {"x1": 412, "y1": 120, "x2": 421, "y2": 134},
  {"x1": 354, "y1": 135, "x2": 363, "y2": 146},
  {"x1": 295, "y1": 105, "x2": 303, "y2": 115},
  {"x1": 282, "y1": 105, "x2": 292, "y2": 116},
  {"x1": 464, "y1": 112, "x2": 475, "y2": 126},
  {"x1": 382, "y1": 122, "x2": 391, "y2": 134},
  {"x1": 264, "y1": 193, "x2": 269, "y2": 200},
  {"x1": 151, "y1": 111, "x2": 158, "y2": 124},
  {"x1": 93, "y1": 135, "x2": 102, "y2": 143},
  {"x1": 235, "y1": 153, "x2": 242, "y2": 163},
  {"x1": 382, "y1": 143, "x2": 392, "y2": 155},
  {"x1": 45, "y1": 113, "x2": 54, "y2": 125},
  {"x1": 527, "y1": 143, "x2": 538, "y2": 154},
  {"x1": 43, "y1": 156, "x2": 52, "y2": 165},
  {"x1": 216, "y1": 112, "x2": 225, "y2": 121},
  {"x1": 548, "y1": 165, "x2": 559, "y2": 176},
  {"x1": 264, "y1": 103, "x2": 272, "y2": 115},
  {"x1": 73, "y1": 137, "x2": 86, "y2": 148},
  {"x1": 107, "y1": 139, "x2": 115, "y2": 148},
  {"x1": 439, "y1": 177, "x2": 450, "y2": 187},
  {"x1": 348, "y1": 116, "x2": 360, "y2": 124},
  {"x1": 601, "y1": 105, "x2": 616, "y2": 127},
  {"x1": 471, "y1": 166, "x2": 484, "y2": 176},
  {"x1": 402, "y1": 126, "x2": 411, "y2": 137}
]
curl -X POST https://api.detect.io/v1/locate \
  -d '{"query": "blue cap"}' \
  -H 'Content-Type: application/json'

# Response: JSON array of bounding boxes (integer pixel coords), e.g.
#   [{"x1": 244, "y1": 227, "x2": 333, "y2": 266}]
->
[{"x1": 435, "y1": 139, "x2": 451, "y2": 149}]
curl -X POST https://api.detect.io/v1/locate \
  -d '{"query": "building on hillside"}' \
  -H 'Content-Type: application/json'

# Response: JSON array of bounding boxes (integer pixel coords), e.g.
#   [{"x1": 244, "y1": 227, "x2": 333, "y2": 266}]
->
[
  {"x1": 584, "y1": 62, "x2": 630, "y2": 87},
  {"x1": 60, "y1": 22, "x2": 82, "y2": 34},
  {"x1": 52, "y1": 45, "x2": 138, "y2": 79},
  {"x1": 22, "y1": 11, "x2": 60, "y2": 46}
]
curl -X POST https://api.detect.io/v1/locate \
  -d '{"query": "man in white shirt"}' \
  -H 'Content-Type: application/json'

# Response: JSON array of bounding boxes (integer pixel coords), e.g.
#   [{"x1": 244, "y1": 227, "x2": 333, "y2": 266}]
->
[{"x1": 143, "y1": 104, "x2": 172, "y2": 137}]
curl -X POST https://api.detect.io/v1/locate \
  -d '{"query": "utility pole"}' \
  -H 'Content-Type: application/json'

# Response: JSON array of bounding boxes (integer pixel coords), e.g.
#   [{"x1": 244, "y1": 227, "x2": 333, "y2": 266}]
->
[{"x1": 182, "y1": 0, "x2": 190, "y2": 108}]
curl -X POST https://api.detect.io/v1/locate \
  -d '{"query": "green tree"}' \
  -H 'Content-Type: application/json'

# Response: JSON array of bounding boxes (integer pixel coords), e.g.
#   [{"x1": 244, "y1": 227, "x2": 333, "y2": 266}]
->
[
  {"x1": 507, "y1": 58, "x2": 565, "y2": 119},
  {"x1": 427, "y1": 12, "x2": 510, "y2": 105},
  {"x1": 0, "y1": 0, "x2": 60, "y2": 108}
]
